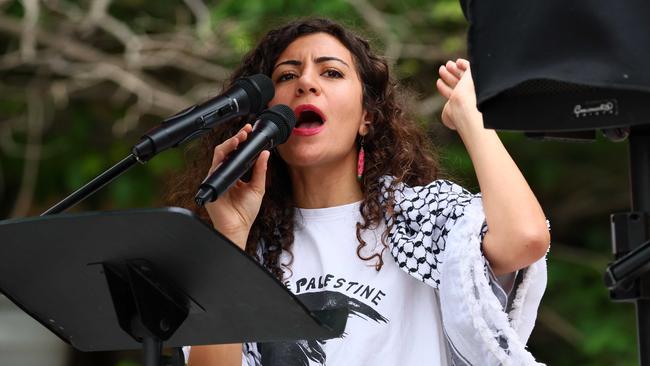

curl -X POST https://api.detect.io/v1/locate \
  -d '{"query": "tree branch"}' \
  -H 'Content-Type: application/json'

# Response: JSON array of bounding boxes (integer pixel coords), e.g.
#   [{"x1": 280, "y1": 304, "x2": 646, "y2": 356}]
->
[
  {"x1": 10, "y1": 89, "x2": 45, "y2": 218},
  {"x1": 416, "y1": 94, "x2": 445, "y2": 120},
  {"x1": 538, "y1": 305, "x2": 585, "y2": 348},
  {"x1": 80, "y1": 0, "x2": 144, "y2": 66},
  {"x1": 0, "y1": 159, "x2": 5, "y2": 207},
  {"x1": 547, "y1": 242, "x2": 610, "y2": 273},
  {"x1": 182, "y1": 0, "x2": 212, "y2": 39},
  {"x1": 401, "y1": 43, "x2": 460, "y2": 62},
  {"x1": 344, "y1": 0, "x2": 402, "y2": 62},
  {"x1": 19, "y1": 0, "x2": 39, "y2": 61},
  {"x1": 0, "y1": 13, "x2": 119, "y2": 64},
  {"x1": 138, "y1": 49, "x2": 231, "y2": 80}
]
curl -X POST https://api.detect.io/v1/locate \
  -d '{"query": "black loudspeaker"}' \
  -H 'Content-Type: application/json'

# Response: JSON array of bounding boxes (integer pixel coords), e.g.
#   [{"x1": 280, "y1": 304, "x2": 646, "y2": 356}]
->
[
  {"x1": 460, "y1": 2, "x2": 650, "y2": 365},
  {"x1": 461, "y1": 1, "x2": 650, "y2": 133}
]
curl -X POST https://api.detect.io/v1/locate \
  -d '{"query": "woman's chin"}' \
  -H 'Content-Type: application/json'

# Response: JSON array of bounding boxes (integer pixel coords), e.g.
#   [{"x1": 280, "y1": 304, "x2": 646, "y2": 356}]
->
[
  {"x1": 278, "y1": 146, "x2": 321, "y2": 166},
  {"x1": 278, "y1": 145, "x2": 356, "y2": 171},
  {"x1": 283, "y1": 156, "x2": 324, "y2": 169}
]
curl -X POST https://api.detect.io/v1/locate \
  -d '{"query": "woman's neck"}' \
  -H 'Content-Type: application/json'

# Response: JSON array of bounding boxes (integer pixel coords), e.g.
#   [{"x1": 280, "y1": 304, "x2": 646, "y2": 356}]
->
[{"x1": 288, "y1": 154, "x2": 363, "y2": 209}]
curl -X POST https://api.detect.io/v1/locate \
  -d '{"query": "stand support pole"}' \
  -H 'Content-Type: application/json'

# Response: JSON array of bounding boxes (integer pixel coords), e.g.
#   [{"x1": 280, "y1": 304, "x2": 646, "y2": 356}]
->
[
  {"x1": 143, "y1": 336, "x2": 162, "y2": 366},
  {"x1": 41, "y1": 154, "x2": 139, "y2": 216},
  {"x1": 629, "y1": 127, "x2": 650, "y2": 365}
]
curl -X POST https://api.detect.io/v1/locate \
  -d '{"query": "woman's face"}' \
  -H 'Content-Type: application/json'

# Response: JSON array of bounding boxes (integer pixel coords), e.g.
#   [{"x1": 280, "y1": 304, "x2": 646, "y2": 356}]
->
[{"x1": 269, "y1": 32, "x2": 369, "y2": 170}]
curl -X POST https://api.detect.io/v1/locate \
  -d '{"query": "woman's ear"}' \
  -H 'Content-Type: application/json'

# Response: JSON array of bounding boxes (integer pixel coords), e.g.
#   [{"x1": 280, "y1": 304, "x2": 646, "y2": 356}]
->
[{"x1": 359, "y1": 110, "x2": 372, "y2": 136}]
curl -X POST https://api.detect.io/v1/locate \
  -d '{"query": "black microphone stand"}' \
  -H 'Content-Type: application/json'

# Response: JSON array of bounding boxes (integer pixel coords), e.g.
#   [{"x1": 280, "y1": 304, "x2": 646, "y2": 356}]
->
[{"x1": 41, "y1": 154, "x2": 140, "y2": 216}]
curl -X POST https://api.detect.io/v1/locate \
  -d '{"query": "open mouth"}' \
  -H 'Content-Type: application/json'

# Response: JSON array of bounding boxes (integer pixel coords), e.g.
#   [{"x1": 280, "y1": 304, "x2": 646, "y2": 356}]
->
[{"x1": 293, "y1": 105, "x2": 326, "y2": 135}]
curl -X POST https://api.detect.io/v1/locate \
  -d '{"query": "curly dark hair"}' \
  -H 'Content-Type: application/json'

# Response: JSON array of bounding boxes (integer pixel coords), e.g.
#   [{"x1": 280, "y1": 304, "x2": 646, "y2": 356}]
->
[{"x1": 165, "y1": 18, "x2": 441, "y2": 280}]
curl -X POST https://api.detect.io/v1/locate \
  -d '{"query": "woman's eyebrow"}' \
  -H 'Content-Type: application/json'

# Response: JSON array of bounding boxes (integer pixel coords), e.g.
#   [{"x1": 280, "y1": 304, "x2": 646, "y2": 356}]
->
[
  {"x1": 273, "y1": 60, "x2": 301, "y2": 70},
  {"x1": 273, "y1": 56, "x2": 350, "y2": 70},
  {"x1": 315, "y1": 56, "x2": 350, "y2": 68}
]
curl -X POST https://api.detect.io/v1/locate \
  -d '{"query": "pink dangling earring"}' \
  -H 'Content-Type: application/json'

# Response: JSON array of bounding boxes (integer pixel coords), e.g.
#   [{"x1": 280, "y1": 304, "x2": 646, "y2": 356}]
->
[{"x1": 357, "y1": 137, "x2": 365, "y2": 180}]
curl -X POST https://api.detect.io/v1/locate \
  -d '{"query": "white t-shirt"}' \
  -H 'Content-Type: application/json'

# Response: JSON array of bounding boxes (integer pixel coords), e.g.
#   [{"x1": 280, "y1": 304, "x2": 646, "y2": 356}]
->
[{"x1": 243, "y1": 201, "x2": 449, "y2": 366}]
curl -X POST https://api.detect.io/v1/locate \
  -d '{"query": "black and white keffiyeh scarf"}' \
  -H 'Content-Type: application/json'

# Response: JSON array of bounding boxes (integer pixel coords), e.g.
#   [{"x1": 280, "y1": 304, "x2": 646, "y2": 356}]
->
[{"x1": 382, "y1": 177, "x2": 547, "y2": 366}]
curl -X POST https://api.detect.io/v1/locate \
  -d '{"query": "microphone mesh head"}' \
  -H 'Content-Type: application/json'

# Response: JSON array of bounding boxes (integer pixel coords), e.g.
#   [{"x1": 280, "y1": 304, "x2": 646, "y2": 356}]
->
[
  {"x1": 259, "y1": 104, "x2": 296, "y2": 144},
  {"x1": 236, "y1": 74, "x2": 275, "y2": 113}
]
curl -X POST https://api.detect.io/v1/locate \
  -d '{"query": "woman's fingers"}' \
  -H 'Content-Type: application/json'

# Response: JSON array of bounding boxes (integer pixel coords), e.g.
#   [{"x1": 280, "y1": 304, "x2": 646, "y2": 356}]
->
[
  {"x1": 439, "y1": 65, "x2": 461, "y2": 89},
  {"x1": 209, "y1": 124, "x2": 253, "y2": 174},
  {"x1": 456, "y1": 58, "x2": 470, "y2": 71},
  {"x1": 437, "y1": 59, "x2": 474, "y2": 100},
  {"x1": 249, "y1": 150, "x2": 270, "y2": 195},
  {"x1": 436, "y1": 78, "x2": 453, "y2": 99},
  {"x1": 206, "y1": 123, "x2": 268, "y2": 197},
  {"x1": 446, "y1": 60, "x2": 464, "y2": 79}
]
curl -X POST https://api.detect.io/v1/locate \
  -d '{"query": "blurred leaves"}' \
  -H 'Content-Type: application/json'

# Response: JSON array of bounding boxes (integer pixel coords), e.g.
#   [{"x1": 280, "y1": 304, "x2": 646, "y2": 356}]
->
[{"x1": 429, "y1": 1, "x2": 465, "y2": 23}]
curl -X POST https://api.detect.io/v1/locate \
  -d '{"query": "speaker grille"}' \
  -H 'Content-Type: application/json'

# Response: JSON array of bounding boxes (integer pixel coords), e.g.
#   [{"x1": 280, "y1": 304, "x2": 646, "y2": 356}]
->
[{"x1": 503, "y1": 79, "x2": 598, "y2": 97}]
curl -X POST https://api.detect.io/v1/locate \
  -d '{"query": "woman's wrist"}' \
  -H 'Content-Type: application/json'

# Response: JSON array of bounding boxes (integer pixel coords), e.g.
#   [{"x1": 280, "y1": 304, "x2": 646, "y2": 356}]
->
[
  {"x1": 214, "y1": 226, "x2": 249, "y2": 250},
  {"x1": 455, "y1": 109, "x2": 493, "y2": 143}
]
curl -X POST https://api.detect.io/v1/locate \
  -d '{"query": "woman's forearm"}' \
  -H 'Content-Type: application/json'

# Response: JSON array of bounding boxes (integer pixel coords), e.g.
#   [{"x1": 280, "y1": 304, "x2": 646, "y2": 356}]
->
[
  {"x1": 188, "y1": 344, "x2": 242, "y2": 366},
  {"x1": 457, "y1": 112, "x2": 550, "y2": 275}
]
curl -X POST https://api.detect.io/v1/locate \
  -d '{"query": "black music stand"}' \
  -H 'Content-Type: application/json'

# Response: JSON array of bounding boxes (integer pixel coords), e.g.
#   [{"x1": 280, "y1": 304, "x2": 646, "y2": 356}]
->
[{"x1": 0, "y1": 208, "x2": 347, "y2": 366}]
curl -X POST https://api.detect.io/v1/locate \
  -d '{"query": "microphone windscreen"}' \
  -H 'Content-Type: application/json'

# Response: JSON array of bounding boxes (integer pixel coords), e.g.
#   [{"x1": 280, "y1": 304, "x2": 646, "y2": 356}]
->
[
  {"x1": 236, "y1": 74, "x2": 275, "y2": 113},
  {"x1": 259, "y1": 104, "x2": 296, "y2": 144}
]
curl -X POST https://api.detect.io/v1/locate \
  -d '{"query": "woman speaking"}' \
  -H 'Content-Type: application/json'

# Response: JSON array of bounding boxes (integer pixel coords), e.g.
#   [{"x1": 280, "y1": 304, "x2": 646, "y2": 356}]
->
[{"x1": 168, "y1": 18, "x2": 550, "y2": 366}]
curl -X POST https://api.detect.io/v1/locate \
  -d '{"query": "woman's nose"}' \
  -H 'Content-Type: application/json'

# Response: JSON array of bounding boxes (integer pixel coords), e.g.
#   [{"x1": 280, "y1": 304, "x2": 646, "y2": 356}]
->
[{"x1": 295, "y1": 73, "x2": 321, "y2": 97}]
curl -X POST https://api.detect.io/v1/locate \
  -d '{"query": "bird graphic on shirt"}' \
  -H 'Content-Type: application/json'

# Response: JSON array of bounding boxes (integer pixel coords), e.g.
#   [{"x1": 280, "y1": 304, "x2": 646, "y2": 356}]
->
[{"x1": 245, "y1": 290, "x2": 389, "y2": 366}]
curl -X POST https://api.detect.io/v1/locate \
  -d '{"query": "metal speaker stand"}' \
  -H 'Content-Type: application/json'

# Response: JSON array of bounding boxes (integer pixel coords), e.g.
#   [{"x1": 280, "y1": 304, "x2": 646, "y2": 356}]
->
[{"x1": 606, "y1": 125, "x2": 650, "y2": 365}]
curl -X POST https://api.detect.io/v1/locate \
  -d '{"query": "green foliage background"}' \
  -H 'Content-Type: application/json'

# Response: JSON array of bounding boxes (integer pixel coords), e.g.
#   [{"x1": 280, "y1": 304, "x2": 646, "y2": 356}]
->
[{"x1": 0, "y1": 0, "x2": 637, "y2": 365}]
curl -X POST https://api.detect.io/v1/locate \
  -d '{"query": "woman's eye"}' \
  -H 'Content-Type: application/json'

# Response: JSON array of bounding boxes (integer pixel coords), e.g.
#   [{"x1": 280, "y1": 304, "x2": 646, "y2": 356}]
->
[
  {"x1": 276, "y1": 73, "x2": 296, "y2": 82},
  {"x1": 323, "y1": 69, "x2": 343, "y2": 78}
]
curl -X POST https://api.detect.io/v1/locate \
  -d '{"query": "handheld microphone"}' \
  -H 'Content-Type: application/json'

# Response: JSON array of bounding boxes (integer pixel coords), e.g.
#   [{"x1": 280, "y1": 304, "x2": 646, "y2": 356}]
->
[
  {"x1": 132, "y1": 74, "x2": 275, "y2": 162},
  {"x1": 195, "y1": 104, "x2": 296, "y2": 206}
]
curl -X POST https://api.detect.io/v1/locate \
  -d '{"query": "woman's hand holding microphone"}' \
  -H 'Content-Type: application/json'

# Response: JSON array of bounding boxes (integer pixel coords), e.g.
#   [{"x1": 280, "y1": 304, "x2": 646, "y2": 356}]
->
[{"x1": 203, "y1": 124, "x2": 270, "y2": 250}]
